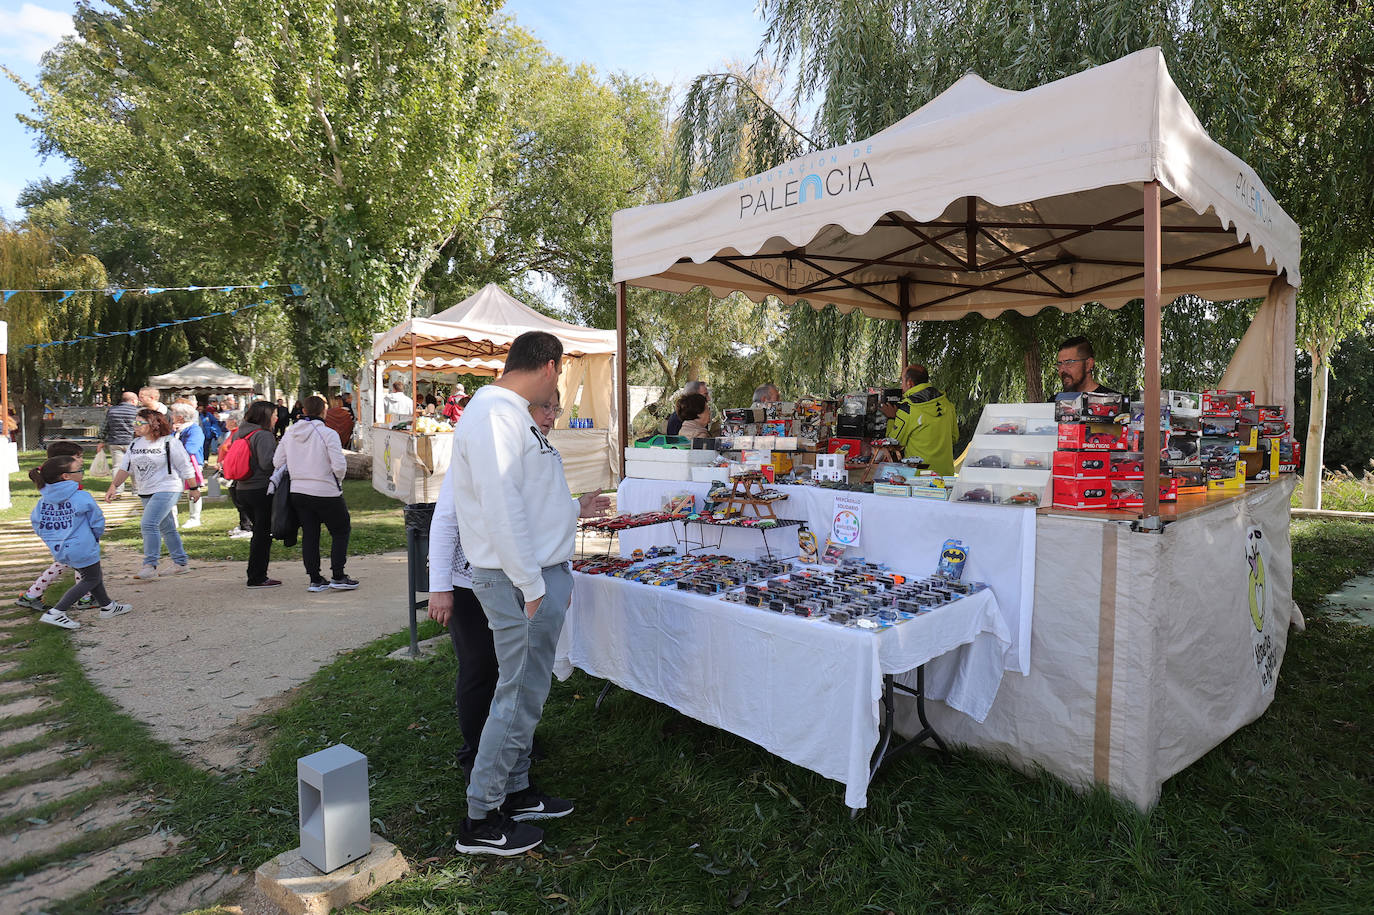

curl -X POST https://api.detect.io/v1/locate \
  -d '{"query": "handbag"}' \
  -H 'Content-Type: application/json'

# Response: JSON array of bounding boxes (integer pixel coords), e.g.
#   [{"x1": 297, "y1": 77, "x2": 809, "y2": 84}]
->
[{"x1": 271, "y1": 470, "x2": 299, "y2": 547}]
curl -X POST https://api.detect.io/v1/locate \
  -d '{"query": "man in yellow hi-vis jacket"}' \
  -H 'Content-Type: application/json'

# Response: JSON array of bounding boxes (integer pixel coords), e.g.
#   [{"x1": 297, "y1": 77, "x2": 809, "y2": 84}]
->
[{"x1": 880, "y1": 365, "x2": 957, "y2": 476}]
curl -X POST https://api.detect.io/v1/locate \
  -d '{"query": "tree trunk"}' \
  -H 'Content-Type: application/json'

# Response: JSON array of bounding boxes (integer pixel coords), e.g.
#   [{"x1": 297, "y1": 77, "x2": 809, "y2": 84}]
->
[
  {"x1": 1301, "y1": 345, "x2": 1329, "y2": 509},
  {"x1": 1008, "y1": 314, "x2": 1043, "y2": 402}
]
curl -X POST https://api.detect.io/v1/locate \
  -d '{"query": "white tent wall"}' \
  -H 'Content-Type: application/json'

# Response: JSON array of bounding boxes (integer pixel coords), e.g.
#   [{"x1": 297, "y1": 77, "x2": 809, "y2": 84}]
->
[
  {"x1": 914, "y1": 479, "x2": 1297, "y2": 811},
  {"x1": 1220, "y1": 277, "x2": 1298, "y2": 422}
]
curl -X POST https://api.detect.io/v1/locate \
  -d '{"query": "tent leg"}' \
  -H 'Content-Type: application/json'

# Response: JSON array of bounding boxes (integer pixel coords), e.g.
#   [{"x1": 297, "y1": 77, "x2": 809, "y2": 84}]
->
[
  {"x1": 1143, "y1": 180, "x2": 1162, "y2": 524},
  {"x1": 898, "y1": 279, "x2": 911, "y2": 373},
  {"x1": 616, "y1": 282, "x2": 629, "y2": 462}
]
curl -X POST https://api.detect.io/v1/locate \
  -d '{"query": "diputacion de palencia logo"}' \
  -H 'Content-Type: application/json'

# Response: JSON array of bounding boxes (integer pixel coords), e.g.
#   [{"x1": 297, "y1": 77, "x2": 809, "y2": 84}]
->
[
  {"x1": 737, "y1": 144, "x2": 877, "y2": 219},
  {"x1": 1246, "y1": 525, "x2": 1277, "y2": 691}
]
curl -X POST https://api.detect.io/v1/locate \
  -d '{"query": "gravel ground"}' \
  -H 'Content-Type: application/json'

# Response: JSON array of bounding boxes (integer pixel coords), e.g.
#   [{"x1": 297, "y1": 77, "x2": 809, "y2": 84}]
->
[{"x1": 75, "y1": 542, "x2": 413, "y2": 771}]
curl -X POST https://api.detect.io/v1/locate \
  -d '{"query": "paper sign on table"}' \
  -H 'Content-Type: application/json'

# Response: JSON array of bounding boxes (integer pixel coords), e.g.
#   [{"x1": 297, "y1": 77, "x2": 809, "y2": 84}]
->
[{"x1": 831, "y1": 495, "x2": 863, "y2": 546}]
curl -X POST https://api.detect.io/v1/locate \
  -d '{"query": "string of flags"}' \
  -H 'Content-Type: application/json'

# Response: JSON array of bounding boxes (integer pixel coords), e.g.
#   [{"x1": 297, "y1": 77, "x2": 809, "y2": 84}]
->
[
  {"x1": 1, "y1": 282, "x2": 305, "y2": 304},
  {"x1": 21, "y1": 299, "x2": 276, "y2": 350}
]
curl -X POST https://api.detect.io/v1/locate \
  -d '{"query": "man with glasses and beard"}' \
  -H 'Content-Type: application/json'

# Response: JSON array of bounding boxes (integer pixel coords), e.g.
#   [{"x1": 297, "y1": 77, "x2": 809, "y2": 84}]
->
[{"x1": 1055, "y1": 336, "x2": 1120, "y2": 395}]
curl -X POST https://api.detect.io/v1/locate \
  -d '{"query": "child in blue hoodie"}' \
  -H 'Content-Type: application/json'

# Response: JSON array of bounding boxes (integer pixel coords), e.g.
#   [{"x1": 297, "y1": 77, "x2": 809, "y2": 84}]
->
[{"x1": 29, "y1": 454, "x2": 132, "y2": 630}]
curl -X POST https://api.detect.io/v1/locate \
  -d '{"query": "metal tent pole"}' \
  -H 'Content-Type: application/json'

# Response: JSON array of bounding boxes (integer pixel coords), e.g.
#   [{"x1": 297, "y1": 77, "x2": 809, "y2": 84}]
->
[
  {"x1": 616, "y1": 282, "x2": 629, "y2": 462},
  {"x1": 1143, "y1": 180, "x2": 1163, "y2": 524}
]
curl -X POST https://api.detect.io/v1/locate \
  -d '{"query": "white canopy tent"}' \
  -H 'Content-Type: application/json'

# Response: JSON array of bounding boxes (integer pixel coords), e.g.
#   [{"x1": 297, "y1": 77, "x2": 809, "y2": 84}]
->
[
  {"x1": 612, "y1": 48, "x2": 1300, "y2": 518},
  {"x1": 367, "y1": 284, "x2": 620, "y2": 499},
  {"x1": 606, "y1": 50, "x2": 1305, "y2": 811},
  {"x1": 149, "y1": 357, "x2": 255, "y2": 396},
  {"x1": 370, "y1": 283, "x2": 619, "y2": 433}
]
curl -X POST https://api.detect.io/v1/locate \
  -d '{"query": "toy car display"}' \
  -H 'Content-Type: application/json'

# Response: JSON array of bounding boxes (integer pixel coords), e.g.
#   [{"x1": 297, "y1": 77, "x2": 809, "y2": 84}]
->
[
  {"x1": 989, "y1": 422, "x2": 1021, "y2": 434},
  {"x1": 1008, "y1": 491, "x2": 1040, "y2": 505},
  {"x1": 958, "y1": 487, "x2": 998, "y2": 503},
  {"x1": 970, "y1": 455, "x2": 1006, "y2": 468}
]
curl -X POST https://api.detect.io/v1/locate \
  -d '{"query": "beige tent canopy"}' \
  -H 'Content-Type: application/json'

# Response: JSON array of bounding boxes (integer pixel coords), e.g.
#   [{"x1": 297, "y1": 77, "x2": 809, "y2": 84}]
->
[
  {"x1": 148, "y1": 357, "x2": 255, "y2": 395},
  {"x1": 610, "y1": 48, "x2": 1300, "y2": 519},
  {"x1": 370, "y1": 282, "x2": 619, "y2": 434}
]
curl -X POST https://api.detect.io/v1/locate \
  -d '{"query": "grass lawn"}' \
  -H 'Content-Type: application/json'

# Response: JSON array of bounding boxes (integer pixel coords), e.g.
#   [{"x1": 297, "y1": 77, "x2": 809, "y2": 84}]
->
[{"x1": 3, "y1": 456, "x2": 1371, "y2": 912}]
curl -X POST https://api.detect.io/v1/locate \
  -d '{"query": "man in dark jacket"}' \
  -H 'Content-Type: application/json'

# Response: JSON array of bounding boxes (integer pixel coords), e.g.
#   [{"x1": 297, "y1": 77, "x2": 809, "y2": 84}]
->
[
  {"x1": 229, "y1": 400, "x2": 281, "y2": 588},
  {"x1": 99, "y1": 392, "x2": 140, "y2": 498}
]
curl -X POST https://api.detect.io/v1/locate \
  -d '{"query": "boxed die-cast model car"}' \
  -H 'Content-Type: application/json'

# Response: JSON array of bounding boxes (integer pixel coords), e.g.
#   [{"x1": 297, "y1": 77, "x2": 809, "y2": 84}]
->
[
  {"x1": 1057, "y1": 422, "x2": 1126, "y2": 451},
  {"x1": 1109, "y1": 451, "x2": 1146, "y2": 480},
  {"x1": 1201, "y1": 389, "x2": 1255, "y2": 417},
  {"x1": 1052, "y1": 477, "x2": 1111, "y2": 510},
  {"x1": 1052, "y1": 450, "x2": 1110, "y2": 479}
]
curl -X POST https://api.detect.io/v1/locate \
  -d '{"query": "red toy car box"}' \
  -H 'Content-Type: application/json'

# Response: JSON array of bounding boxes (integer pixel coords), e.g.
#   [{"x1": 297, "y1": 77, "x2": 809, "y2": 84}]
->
[
  {"x1": 1052, "y1": 478, "x2": 1111, "y2": 510},
  {"x1": 1052, "y1": 450, "x2": 1110, "y2": 479},
  {"x1": 1202, "y1": 389, "x2": 1254, "y2": 417},
  {"x1": 1109, "y1": 451, "x2": 1146, "y2": 480},
  {"x1": 1057, "y1": 422, "x2": 1126, "y2": 451}
]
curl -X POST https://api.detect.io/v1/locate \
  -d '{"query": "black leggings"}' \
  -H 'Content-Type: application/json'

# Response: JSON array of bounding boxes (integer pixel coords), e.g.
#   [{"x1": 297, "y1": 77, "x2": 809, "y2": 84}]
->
[
  {"x1": 291, "y1": 493, "x2": 351, "y2": 581},
  {"x1": 446, "y1": 586, "x2": 497, "y2": 769},
  {"x1": 53, "y1": 562, "x2": 111, "y2": 613}
]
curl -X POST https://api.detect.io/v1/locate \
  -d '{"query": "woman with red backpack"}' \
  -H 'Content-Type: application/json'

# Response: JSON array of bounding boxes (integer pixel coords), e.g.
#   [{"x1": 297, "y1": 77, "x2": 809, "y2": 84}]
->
[
  {"x1": 224, "y1": 400, "x2": 280, "y2": 588},
  {"x1": 442, "y1": 384, "x2": 468, "y2": 424}
]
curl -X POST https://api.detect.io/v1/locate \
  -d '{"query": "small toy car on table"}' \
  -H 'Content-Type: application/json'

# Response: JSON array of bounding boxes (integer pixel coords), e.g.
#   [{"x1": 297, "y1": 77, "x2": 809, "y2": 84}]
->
[
  {"x1": 989, "y1": 422, "x2": 1021, "y2": 434},
  {"x1": 958, "y1": 487, "x2": 998, "y2": 503}
]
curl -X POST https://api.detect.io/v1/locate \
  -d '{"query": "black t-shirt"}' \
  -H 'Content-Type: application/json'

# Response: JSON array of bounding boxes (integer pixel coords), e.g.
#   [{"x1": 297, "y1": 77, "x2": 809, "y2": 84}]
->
[{"x1": 1050, "y1": 384, "x2": 1122, "y2": 401}]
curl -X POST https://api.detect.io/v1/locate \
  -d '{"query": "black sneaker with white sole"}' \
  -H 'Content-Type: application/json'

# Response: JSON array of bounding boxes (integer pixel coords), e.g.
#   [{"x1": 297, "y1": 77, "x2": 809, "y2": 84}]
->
[
  {"x1": 501, "y1": 785, "x2": 573, "y2": 822},
  {"x1": 454, "y1": 813, "x2": 543, "y2": 856},
  {"x1": 329, "y1": 575, "x2": 359, "y2": 590},
  {"x1": 307, "y1": 579, "x2": 330, "y2": 593}
]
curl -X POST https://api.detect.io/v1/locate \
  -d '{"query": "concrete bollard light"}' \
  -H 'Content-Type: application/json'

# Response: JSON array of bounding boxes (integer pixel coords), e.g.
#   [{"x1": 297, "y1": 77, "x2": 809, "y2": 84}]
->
[{"x1": 298, "y1": 744, "x2": 371, "y2": 873}]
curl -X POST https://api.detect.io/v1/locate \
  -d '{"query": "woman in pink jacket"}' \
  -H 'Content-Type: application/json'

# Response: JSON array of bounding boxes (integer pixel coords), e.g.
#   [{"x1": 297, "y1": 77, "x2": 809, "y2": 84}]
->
[{"x1": 273, "y1": 395, "x2": 357, "y2": 592}]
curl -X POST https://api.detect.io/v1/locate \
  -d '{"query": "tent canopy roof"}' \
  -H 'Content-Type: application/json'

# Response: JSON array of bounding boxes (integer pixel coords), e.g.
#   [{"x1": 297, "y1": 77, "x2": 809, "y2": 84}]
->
[
  {"x1": 149, "y1": 357, "x2": 254, "y2": 391},
  {"x1": 371, "y1": 283, "x2": 617, "y2": 366},
  {"x1": 611, "y1": 48, "x2": 1301, "y2": 321}
]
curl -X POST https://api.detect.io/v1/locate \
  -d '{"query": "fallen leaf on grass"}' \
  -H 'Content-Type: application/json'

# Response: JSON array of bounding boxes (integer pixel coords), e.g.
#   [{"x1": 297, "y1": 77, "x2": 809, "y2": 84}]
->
[
  {"x1": 546, "y1": 893, "x2": 572, "y2": 902},
  {"x1": 626, "y1": 817, "x2": 644, "y2": 824}
]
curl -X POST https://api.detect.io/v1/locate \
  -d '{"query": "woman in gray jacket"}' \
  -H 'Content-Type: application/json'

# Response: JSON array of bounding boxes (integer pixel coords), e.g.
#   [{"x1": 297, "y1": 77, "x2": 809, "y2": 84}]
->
[{"x1": 274, "y1": 395, "x2": 357, "y2": 592}]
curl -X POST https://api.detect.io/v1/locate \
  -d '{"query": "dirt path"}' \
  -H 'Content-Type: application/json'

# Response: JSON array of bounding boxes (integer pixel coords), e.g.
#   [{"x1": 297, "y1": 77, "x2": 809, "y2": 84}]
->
[{"x1": 77, "y1": 544, "x2": 412, "y2": 770}]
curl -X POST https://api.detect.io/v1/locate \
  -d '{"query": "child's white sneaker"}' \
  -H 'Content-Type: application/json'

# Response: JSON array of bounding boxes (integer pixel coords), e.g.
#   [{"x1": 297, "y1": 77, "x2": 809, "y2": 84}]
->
[
  {"x1": 134, "y1": 565, "x2": 159, "y2": 580},
  {"x1": 40, "y1": 609, "x2": 80, "y2": 630},
  {"x1": 182, "y1": 519, "x2": 202, "y2": 529},
  {"x1": 99, "y1": 602, "x2": 133, "y2": 618}
]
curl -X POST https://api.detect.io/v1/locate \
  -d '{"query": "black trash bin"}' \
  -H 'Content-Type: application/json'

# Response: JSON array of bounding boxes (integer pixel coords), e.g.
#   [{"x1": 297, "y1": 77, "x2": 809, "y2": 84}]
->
[{"x1": 404, "y1": 502, "x2": 436, "y2": 656}]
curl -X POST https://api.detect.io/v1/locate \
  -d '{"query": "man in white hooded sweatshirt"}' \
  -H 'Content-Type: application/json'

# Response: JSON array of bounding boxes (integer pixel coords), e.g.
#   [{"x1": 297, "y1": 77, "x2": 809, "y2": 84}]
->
[{"x1": 449, "y1": 331, "x2": 608, "y2": 856}]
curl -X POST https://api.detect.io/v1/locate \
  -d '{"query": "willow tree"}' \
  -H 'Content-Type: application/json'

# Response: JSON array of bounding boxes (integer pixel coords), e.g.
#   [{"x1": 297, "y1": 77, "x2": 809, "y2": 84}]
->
[{"x1": 674, "y1": 0, "x2": 1374, "y2": 464}]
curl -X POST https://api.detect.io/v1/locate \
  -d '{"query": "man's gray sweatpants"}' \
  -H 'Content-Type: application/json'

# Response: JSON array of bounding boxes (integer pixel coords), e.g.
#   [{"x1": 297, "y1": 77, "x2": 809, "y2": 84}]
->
[{"x1": 466, "y1": 561, "x2": 572, "y2": 820}]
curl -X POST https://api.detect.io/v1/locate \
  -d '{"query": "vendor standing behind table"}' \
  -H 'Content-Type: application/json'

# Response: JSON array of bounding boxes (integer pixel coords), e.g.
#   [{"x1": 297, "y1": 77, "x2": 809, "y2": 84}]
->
[
  {"x1": 676, "y1": 393, "x2": 711, "y2": 440},
  {"x1": 880, "y1": 364, "x2": 957, "y2": 476},
  {"x1": 383, "y1": 382, "x2": 414, "y2": 421},
  {"x1": 1055, "y1": 336, "x2": 1121, "y2": 395},
  {"x1": 752, "y1": 383, "x2": 780, "y2": 405}
]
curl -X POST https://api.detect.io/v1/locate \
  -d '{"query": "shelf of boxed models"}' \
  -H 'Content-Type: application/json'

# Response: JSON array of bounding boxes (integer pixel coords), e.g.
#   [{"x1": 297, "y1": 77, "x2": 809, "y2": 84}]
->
[
  {"x1": 1045, "y1": 388, "x2": 1302, "y2": 517},
  {"x1": 951, "y1": 402, "x2": 1056, "y2": 507}
]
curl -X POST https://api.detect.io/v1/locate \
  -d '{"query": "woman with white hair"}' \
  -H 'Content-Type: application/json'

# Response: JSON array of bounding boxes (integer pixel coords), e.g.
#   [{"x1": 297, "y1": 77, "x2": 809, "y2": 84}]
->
[{"x1": 169, "y1": 401, "x2": 206, "y2": 528}]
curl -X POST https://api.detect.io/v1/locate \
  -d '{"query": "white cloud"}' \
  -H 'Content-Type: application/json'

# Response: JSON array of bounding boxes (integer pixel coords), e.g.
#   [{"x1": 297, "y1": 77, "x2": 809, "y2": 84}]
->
[{"x1": 0, "y1": 3, "x2": 74, "y2": 68}]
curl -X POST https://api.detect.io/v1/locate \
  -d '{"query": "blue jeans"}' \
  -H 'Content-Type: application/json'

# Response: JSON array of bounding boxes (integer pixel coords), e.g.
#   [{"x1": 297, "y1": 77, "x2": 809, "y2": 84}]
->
[
  {"x1": 140, "y1": 491, "x2": 188, "y2": 568},
  {"x1": 466, "y1": 562, "x2": 573, "y2": 820}
]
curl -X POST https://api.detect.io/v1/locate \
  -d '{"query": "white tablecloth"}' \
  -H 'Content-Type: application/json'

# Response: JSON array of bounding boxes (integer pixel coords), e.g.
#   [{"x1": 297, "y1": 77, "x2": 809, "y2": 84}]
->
[
  {"x1": 554, "y1": 571, "x2": 1010, "y2": 809},
  {"x1": 612, "y1": 478, "x2": 1036, "y2": 718}
]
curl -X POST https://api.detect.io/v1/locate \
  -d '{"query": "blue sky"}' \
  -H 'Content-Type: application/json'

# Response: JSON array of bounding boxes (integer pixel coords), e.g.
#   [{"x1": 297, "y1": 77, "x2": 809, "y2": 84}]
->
[{"x1": 0, "y1": 0, "x2": 767, "y2": 217}]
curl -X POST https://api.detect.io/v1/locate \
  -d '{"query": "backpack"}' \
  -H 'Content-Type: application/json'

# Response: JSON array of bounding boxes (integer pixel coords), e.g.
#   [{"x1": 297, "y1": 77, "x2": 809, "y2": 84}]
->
[
  {"x1": 442, "y1": 394, "x2": 464, "y2": 424},
  {"x1": 220, "y1": 430, "x2": 262, "y2": 481}
]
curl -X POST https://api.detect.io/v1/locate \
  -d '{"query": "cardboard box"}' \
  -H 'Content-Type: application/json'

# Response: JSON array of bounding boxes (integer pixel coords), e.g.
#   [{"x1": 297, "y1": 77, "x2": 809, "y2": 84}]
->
[
  {"x1": 1207, "y1": 465, "x2": 1247, "y2": 491},
  {"x1": 873, "y1": 482, "x2": 913, "y2": 497},
  {"x1": 1173, "y1": 466, "x2": 1207, "y2": 494},
  {"x1": 1052, "y1": 450, "x2": 1110, "y2": 478},
  {"x1": 1202, "y1": 389, "x2": 1254, "y2": 416},
  {"x1": 1057, "y1": 422, "x2": 1126, "y2": 451},
  {"x1": 1200, "y1": 437, "x2": 1240, "y2": 463},
  {"x1": 1109, "y1": 451, "x2": 1147, "y2": 480},
  {"x1": 1052, "y1": 477, "x2": 1111, "y2": 509}
]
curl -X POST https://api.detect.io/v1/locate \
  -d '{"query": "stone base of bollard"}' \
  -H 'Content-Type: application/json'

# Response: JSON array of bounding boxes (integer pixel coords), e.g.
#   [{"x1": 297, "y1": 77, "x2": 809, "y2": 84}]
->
[{"x1": 254, "y1": 833, "x2": 409, "y2": 915}]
